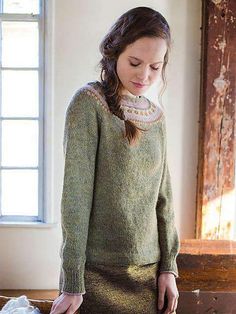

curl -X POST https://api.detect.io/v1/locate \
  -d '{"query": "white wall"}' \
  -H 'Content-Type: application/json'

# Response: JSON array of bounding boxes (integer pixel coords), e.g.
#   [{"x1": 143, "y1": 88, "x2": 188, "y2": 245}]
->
[{"x1": 0, "y1": 0, "x2": 201, "y2": 289}]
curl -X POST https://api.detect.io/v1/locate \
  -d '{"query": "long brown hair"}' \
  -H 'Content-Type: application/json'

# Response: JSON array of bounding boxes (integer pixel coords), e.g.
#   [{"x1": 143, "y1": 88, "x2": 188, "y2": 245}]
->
[{"x1": 98, "y1": 6, "x2": 171, "y2": 145}]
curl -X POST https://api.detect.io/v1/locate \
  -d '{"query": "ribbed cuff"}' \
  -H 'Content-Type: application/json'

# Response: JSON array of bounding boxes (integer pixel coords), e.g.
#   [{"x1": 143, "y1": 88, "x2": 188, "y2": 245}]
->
[
  {"x1": 159, "y1": 271, "x2": 178, "y2": 278},
  {"x1": 158, "y1": 256, "x2": 179, "y2": 278},
  {"x1": 60, "y1": 261, "x2": 86, "y2": 293}
]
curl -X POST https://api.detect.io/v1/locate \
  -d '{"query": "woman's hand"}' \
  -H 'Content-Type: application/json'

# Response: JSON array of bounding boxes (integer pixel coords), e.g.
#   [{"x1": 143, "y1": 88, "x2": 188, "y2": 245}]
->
[
  {"x1": 157, "y1": 273, "x2": 179, "y2": 314},
  {"x1": 49, "y1": 293, "x2": 83, "y2": 314}
]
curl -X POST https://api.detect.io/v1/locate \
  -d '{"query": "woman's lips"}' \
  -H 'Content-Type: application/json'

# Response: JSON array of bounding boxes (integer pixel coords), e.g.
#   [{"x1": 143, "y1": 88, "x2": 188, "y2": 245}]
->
[{"x1": 132, "y1": 82, "x2": 146, "y2": 88}]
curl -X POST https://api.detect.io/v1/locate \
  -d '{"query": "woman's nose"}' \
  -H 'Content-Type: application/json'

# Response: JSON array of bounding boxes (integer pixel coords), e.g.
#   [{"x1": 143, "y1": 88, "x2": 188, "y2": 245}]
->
[{"x1": 136, "y1": 67, "x2": 149, "y2": 81}]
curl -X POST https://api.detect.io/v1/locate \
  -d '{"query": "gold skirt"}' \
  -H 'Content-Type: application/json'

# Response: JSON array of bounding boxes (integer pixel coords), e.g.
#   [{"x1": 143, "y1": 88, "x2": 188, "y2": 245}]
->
[{"x1": 77, "y1": 262, "x2": 173, "y2": 314}]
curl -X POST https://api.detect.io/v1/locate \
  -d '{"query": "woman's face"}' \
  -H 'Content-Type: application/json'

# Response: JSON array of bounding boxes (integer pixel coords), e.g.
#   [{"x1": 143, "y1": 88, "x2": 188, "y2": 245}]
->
[{"x1": 116, "y1": 36, "x2": 167, "y2": 97}]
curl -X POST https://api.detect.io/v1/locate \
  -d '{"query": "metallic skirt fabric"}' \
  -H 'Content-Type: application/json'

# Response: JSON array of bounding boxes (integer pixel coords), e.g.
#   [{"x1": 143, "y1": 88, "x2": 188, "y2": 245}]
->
[{"x1": 78, "y1": 262, "x2": 173, "y2": 314}]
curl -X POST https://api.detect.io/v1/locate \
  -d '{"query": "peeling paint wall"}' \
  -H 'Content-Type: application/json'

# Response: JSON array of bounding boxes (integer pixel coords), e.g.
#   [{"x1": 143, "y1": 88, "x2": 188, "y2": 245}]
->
[{"x1": 198, "y1": 0, "x2": 236, "y2": 239}]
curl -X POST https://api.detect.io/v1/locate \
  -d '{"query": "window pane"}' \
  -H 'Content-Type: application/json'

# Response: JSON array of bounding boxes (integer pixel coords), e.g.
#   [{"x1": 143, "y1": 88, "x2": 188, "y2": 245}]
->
[
  {"x1": 2, "y1": 21, "x2": 39, "y2": 67},
  {"x1": 2, "y1": 70, "x2": 39, "y2": 117},
  {"x1": 2, "y1": 120, "x2": 38, "y2": 167},
  {"x1": 3, "y1": 0, "x2": 39, "y2": 14},
  {"x1": 2, "y1": 169, "x2": 38, "y2": 216}
]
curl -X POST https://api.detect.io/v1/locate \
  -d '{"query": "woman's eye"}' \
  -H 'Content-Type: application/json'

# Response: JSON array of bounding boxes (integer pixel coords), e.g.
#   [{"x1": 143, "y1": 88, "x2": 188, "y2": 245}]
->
[
  {"x1": 129, "y1": 62, "x2": 159, "y2": 71},
  {"x1": 130, "y1": 62, "x2": 140, "y2": 67}
]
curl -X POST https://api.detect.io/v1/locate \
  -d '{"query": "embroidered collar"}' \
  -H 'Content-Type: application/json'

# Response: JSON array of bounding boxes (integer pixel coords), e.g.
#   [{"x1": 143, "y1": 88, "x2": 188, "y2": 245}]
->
[{"x1": 85, "y1": 81, "x2": 163, "y2": 124}]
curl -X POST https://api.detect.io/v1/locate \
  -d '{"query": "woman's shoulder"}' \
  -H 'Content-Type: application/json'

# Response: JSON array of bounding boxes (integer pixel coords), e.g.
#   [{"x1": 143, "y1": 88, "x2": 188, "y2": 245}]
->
[
  {"x1": 65, "y1": 80, "x2": 110, "y2": 123},
  {"x1": 72, "y1": 80, "x2": 110, "y2": 113},
  {"x1": 77, "y1": 80, "x2": 102, "y2": 95}
]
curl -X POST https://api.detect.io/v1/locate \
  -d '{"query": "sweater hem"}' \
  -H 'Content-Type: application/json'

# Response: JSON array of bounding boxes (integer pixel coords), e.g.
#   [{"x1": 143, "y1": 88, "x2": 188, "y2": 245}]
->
[{"x1": 86, "y1": 251, "x2": 161, "y2": 267}]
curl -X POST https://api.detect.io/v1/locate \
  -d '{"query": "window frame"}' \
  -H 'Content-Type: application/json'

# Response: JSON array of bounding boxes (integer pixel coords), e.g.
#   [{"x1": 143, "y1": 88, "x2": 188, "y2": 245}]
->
[{"x1": 0, "y1": 0, "x2": 46, "y2": 223}]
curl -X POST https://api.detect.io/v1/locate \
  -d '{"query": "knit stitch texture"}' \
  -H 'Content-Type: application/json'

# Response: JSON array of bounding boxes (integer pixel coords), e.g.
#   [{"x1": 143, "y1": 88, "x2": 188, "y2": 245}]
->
[{"x1": 59, "y1": 81, "x2": 180, "y2": 294}]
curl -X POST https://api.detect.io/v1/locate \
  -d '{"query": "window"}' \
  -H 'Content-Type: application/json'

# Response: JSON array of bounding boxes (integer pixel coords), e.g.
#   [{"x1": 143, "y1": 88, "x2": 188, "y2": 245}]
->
[{"x1": 0, "y1": 0, "x2": 45, "y2": 223}]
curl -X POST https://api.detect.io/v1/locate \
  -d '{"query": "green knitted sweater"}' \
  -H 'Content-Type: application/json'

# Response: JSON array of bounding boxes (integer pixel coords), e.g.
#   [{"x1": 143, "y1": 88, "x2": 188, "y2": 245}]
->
[{"x1": 59, "y1": 80, "x2": 180, "y2": 294}]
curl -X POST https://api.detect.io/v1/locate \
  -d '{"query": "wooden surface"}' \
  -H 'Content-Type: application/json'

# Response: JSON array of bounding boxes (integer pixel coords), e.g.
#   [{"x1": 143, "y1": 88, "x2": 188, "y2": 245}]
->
[
  {"x1": 0, "y1": 290, "x2": 58, "y2": 300},
  {"x1": 177, "y1": 253, "x2": 236, "y2": 291},
  {"x1": 1, "y1": 291, "x2": 236, "y2": 314},
  {"x1": 180, "y1": 239, "x2": 236, "y2": 254},
  {"x1": 177, "y1": 291, "x2": 236, "y2": 314},
  {"x1": 178, "y1": 239, "x2": 236, "y2": 291}
]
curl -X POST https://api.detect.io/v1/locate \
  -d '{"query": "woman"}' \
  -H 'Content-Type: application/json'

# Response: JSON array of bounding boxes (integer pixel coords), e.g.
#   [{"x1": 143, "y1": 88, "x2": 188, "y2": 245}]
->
[{"x1": 50, "y1": 6, "x2": 180, "y2": 314}]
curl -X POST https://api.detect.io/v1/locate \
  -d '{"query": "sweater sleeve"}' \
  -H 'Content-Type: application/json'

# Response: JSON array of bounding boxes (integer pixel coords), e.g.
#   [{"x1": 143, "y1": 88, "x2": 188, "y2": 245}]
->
[
  {"x1": 59, "y1": 88, "x2": 100, "y2": 294},
  {"x1": 156, "y1": 115, "x2": 180, "y2": 279}
]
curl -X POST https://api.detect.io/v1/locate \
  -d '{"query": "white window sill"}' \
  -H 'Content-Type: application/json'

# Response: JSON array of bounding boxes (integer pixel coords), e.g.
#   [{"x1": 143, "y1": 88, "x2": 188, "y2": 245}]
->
[{"x1": 0, "y1": 222, "x2": 58, "y2": 228}]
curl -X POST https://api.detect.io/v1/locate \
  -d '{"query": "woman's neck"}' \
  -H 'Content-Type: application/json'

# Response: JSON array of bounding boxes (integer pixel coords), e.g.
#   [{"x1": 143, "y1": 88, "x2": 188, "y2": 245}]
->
[{"x1": 119, "y1": 88, "x2": 141, "y2": 99}]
